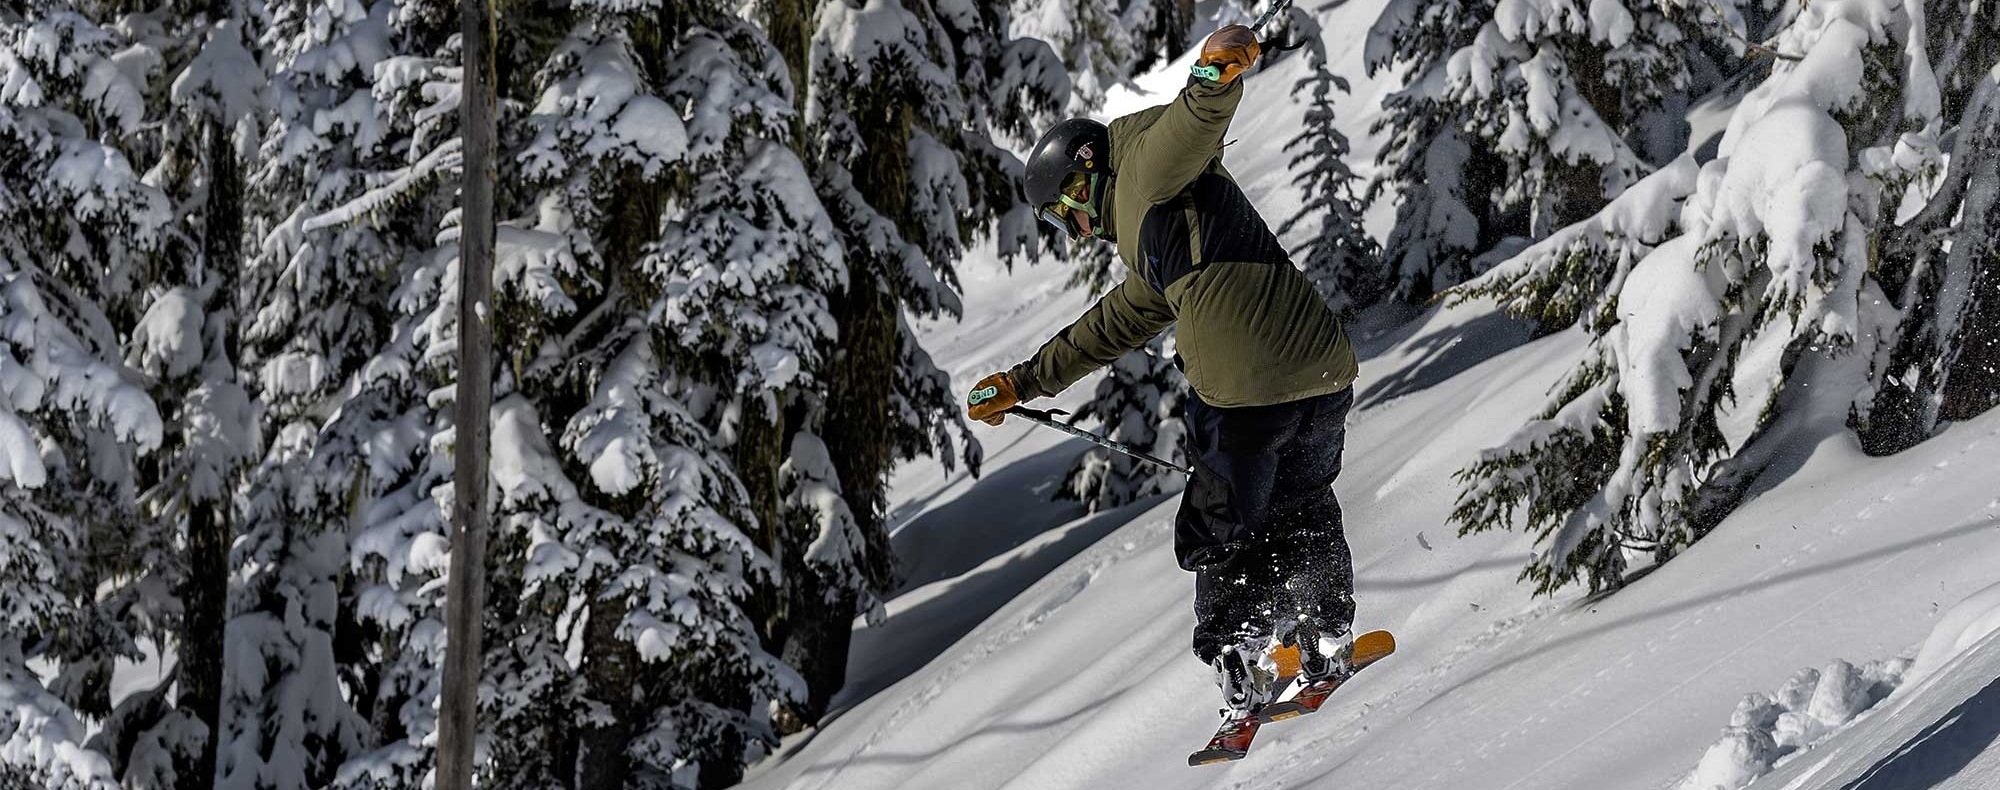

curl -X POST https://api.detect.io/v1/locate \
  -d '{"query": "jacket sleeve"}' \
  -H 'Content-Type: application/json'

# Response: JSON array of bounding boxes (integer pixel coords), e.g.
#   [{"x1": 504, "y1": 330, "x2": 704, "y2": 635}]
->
[
  {"x1": 1009, "y1": 274, "x2": 1175, "y2": 399},
  {"x1": 1120, "y1": 77, "x2": 1243, "y2": 205}
]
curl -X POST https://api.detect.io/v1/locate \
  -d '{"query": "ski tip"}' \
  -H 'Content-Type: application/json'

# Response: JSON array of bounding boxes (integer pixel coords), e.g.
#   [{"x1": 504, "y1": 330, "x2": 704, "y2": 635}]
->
[
  {"x1": 1352, "y1": 630, "x2": 1396, "y2": 667},
  {"x1": 1189, "y1": 750, "x2": 1246, "y2": 766}
]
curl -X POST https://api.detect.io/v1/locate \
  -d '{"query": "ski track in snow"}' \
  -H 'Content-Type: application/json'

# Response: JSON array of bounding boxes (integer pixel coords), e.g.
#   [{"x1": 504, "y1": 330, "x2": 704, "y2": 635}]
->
[{"x1": 801, "y1": 521, "x2": 1167, "y2": 790}]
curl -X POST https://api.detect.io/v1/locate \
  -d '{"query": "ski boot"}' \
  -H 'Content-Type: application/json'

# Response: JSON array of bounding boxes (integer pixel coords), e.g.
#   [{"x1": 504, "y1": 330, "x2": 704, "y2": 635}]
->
[
  {"x1": 1261, "y1": 624, "x2": 1395, "y2": 722},
  {"x1": 1214, "y1": 645, "x2": 1275, "y2": 718},
  {"x1": 1294, "y1": 618, "x2": 1352, "y2": 683},
  {"x1": 1190, "y1": 647, "x2": 1274, "y2": 765}
]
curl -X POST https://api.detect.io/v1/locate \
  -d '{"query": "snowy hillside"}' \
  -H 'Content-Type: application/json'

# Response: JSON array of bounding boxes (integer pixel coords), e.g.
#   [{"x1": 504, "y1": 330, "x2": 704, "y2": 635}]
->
[
  {"x1": 747, "y1": 283, "x2": 2000, "y2": 790},
  {"x1": 740, "y1": 4, "x2": 2000, "y2": 789}
]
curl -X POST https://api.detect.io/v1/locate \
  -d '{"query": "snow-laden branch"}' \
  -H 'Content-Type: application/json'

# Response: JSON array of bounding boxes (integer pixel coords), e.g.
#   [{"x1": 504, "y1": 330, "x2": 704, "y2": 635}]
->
[{"x1": 302, "y1": 138, "x2": 463, "y2": 233}]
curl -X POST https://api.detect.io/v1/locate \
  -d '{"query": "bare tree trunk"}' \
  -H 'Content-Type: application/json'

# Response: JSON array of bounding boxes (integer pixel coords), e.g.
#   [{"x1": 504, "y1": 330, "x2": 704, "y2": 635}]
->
[
  {"x1": 1171, "y1": 0, "x2": 1193, "y2": 53},
  {"x1": 437, "y1": 0, "x2": 496, "y2": 785},
  {"x1": 764, "y1": 0, "x2": 812, "y2": 120},
  {"x1": 179, "y1": 500, "x2": 226, "y2": 790}
]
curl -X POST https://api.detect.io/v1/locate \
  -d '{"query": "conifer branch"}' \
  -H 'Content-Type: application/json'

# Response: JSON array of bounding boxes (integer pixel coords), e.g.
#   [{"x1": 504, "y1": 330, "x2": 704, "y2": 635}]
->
[{"x1": 1704, "y1": 0, "x2": 1804, "y2": 62}]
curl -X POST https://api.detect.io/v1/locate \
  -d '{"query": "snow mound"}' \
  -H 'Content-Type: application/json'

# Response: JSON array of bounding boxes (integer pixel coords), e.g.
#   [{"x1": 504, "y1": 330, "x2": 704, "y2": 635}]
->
[
  {"x1": 1679, "y1": 657, "x2": 1909, "y2": 790},
  {"x1": 1680, "y1": 580, "x2": 2000, "y2": 790},
  {"x1": 1909, "y1": 580, "x2": 2000, "y2": 685}
]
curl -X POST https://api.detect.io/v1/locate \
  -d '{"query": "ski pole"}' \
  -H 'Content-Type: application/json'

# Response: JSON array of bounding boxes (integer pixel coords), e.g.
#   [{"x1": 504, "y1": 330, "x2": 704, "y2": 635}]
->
[
  {"x1": 968, "y1": 386, "x2": 1192, "y2": 475},
  {"x1": 1245, "y1": 0, "x2": 1298, "y2": 35},
  {"x1": 1024, "y1": 412, "x2": 1192, "y2": 480},
  {"x1": 1190, "y1": 0, "x2": 1299, "y2": 81},
  {"x1": 1008, "y1": 407, "x2": 1194, "y2": 477}
]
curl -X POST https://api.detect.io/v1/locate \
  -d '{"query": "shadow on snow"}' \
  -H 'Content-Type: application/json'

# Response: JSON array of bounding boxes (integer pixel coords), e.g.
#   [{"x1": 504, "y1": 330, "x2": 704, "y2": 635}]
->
[{"x1": 1842, "y1": 672, "x2": 2000, "y2": 790}]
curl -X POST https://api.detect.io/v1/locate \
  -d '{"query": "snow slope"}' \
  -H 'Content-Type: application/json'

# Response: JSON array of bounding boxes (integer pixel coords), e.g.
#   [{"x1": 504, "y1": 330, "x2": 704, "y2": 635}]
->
[
  {"x1": 743, "y1": 3, "x2": 2000, "y2": 789},
  {"x1": 755, "y1": 271, "x2": 2000, "y2": 790}
]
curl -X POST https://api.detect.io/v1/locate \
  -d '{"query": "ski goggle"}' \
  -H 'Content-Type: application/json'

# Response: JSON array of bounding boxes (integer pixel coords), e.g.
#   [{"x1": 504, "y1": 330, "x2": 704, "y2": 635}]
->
[{"x1": 1038, "y1": 173, "x2": 1099, "y2": 236}]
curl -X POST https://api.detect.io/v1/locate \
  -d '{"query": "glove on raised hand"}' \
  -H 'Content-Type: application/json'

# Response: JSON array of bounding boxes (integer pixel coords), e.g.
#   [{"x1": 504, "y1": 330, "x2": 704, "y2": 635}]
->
[
  {"x1": 966, "y1": 372, "x2": 1021, "y2": 426},
  {"x1": 1197, "y1": 25, "x2": 1261, "y2": 83}
]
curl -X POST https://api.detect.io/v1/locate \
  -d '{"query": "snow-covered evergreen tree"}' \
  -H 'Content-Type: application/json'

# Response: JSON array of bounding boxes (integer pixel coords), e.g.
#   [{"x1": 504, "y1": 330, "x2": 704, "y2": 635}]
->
[
  {"x1": 336, "y1": 2, "x2": 838, "y2": 786},
  {"x1": 1012, "y1": 0, "x2": 1134, "y2": 111},
  {"x1": 1856, "y1": 5, "x2": 2000, "y2": 454},
  {"x1": 1280, "y1": 12, "x2": 1385, "y2": 315},
  {"x1": 781, "y1": 0, "x2": 1058, "y2": 727},
  {"x1": 1126, "y1": 0, "x2": 1195, "y2": 75},
  {"x1": 1451, "y1": 0, "x2": 1944, "y2": 594},
  {"x1": 1010, "y1": 0, "x2": 1211, "y2": 111},
  {"x1": 655, "y1": 16, "x2": 864, "y2": 770},
  {"x1": 100, "y1": 4, "x2": 269, "y2": 787},
  {"x1": 1366, "y1": 0, "x2": 1731, "y2": 302},
  {"x1": 1051, "y1": 233, "x2": 1122, "y2": 295},
  {"x1": 1365, "y1": 0, "x2": 1509, "y2": 301},
  {"x1": 0, "y1": 6, "x2": 166, "y2": 786},
  {"x1": 1059, "y1": 335, "x2": 1188, "y2": 512},
  {"x1": 291, "y1": 1, "x2": 465, "y2": 786},
  {"x1": 1452, "y1": 153, "x2": 1701, "y2": 331},
  {"x1": 8, "y1": 3, "x2": 273, "y2": 788},
  {"x1": 217, "y1": 0, "x2": 443, "y2": 785}
]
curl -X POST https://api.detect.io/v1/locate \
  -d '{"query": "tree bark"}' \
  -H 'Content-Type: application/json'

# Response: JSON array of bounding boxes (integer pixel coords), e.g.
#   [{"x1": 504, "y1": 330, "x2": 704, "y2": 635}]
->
[
  {"x1": 1534, "y1": 47, "x2": 1622, "y2": 238},
  {"x1": 1862, "y1": 75, "x2": 2000, "y2": 454},
  {"x1": 437, "y1": 0, "x2": 496, "y2": 786},
  {"x1": 177, "y1": 92, "x2": 239, "y2": 790},
  {"x1": 1941, "y1": 246, "x2": 2000, "y2": 422},
  {"x1": 779, "y1": 267, "x2": 898, "y2": 729},
  {"x1": 736, "y1": 398, "x2": 791, "y2": 652},
  {"x1": 764, "y1": 0, "x2": 813, "y2": 121},
  {"x1": 779, "y1": 575, "x2": 860, "y2": 728},
  {"x1": 179, "y1": 501, "x2": 226, "y2": 790},
  {"x1": 576, "y1": 598, "x2": 637, "y2": 790}
]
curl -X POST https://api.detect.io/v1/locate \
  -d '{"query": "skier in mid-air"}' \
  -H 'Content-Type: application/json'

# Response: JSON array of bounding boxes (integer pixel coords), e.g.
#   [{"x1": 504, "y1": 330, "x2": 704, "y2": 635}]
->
[{"x1": 964, "y1": 25, "x2": 1383, "y2": 754}]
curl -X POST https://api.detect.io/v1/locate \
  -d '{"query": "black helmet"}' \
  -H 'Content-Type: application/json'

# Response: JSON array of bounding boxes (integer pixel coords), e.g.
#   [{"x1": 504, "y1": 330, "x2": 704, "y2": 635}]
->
[
  {"x1": 1026, "y1": 118, "x2": 1110, "y2": 203},
  {"x1": 1026, "y1": 118, "x2": 1112, "y2": 238}
]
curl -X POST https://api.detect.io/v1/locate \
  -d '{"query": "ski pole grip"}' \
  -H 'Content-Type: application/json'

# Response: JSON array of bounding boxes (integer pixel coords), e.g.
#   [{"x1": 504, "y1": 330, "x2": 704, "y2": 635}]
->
[{"x1": 967, "y1": 385, "x2": 1000, "y2": 406}]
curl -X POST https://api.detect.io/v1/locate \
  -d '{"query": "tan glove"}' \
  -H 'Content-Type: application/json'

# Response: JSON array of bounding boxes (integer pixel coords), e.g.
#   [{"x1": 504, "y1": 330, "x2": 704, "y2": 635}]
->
[
  {"x1": 966, "y1": 372, "x2": 1021, "y2": 426},
  {"x1": 1198, "y1": 25, "x2": 1262, "y2": 84}
]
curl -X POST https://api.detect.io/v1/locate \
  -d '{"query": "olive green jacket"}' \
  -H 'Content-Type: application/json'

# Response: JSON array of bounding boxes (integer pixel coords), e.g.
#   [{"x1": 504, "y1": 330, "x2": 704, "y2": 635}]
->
[{"x1": 1009, "y1": 79, "x2": 1358, "y2": 409}]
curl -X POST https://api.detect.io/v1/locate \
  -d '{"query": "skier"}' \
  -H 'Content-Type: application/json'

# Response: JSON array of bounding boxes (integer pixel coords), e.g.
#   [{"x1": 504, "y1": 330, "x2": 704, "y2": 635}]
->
[{"x1": 966, "y1": 25, "x2": 1361, "y2": 722}]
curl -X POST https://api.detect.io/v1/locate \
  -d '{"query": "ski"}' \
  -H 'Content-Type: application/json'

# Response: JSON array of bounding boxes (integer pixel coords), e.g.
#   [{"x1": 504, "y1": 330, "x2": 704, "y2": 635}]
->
[
  {"x1": 1187, "y1": 630, "x2": 1394, "y2": 766},
  {"x1": 1186, "y1": 642, "x2": 1295, "y2": 766},
  {"x1": 1187, "y1": 711, "x2": 1263, "y2": 766},
  {"x1": 1259, "y1": 630, "x2": 1396, "y2": 722}
]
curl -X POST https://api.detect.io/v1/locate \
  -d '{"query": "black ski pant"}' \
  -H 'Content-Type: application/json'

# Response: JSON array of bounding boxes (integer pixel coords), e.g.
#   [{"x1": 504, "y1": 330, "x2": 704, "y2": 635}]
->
[{"x1": 1178, "y1": 387, "x2": 1355, "y2": 664}]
